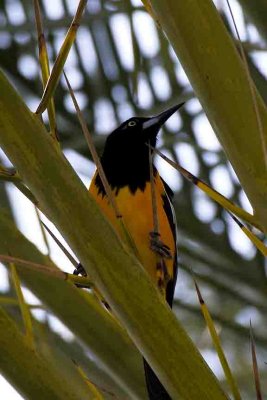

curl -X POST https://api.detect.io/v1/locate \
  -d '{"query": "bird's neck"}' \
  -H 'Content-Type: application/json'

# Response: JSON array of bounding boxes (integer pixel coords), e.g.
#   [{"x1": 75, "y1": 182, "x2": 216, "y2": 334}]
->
[{"x1": 95, "y1": 152, "x2": 156, "y2": 196}]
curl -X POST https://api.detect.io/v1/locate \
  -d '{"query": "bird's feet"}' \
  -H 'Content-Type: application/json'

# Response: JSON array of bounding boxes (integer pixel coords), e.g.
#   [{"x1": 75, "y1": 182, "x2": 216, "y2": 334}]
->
[
  {"x1": 73, "y1": 264, "x2": 110, "y2": 310},
  {"x1": 149, "y1": 231, "x2": 172, "y2": 259},
  {"x1": 73, "y1": 263, "x2": 87, "y2": 277}
]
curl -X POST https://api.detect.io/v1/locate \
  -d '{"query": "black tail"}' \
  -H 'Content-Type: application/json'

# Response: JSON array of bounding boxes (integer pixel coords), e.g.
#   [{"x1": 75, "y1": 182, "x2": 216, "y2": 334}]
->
[{"x1": 143, "y1": 359, "x2": 171, "y2": 400}]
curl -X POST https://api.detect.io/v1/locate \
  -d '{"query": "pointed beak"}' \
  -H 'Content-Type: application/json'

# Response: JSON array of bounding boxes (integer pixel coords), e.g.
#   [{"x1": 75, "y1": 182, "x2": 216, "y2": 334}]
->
[{"x1": 142, "y1": 102, "x2": 184, "y2": 132}]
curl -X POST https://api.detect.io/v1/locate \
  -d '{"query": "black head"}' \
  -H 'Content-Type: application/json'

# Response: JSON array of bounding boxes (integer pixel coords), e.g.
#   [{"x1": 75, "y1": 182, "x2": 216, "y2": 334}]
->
[{"x1": 96, "y1": 103, "x2": 184, "y2": 194}]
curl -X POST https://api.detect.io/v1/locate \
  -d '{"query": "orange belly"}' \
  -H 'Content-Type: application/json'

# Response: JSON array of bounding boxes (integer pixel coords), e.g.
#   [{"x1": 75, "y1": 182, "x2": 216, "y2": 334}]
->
[{"x1": 89, "y1": 171, "x2": 175, "y2": 290}]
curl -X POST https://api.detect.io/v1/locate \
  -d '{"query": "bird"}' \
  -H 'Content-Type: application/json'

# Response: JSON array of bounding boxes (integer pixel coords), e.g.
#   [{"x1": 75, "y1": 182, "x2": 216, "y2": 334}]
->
[{"x1": 75, "y1": 103, "x2": 184, "y2": 399}]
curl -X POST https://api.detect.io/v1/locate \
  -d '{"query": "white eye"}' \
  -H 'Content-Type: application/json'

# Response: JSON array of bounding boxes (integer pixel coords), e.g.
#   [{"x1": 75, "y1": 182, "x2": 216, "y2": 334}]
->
[{"x1": 128, "y1": 120, "x2": 136, "y2": 127}]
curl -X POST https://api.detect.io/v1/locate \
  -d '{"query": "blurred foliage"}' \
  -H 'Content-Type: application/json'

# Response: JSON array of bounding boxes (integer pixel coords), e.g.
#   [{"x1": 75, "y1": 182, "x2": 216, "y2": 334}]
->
[{"x1": 0, "y1": 0, "x2": 266, "y2": 398}]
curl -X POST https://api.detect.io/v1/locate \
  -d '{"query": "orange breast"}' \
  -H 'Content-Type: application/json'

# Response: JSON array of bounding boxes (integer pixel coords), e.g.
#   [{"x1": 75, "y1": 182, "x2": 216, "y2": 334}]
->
[{"x1": 89, "y1": 171, "x2": 175, "y2": 287}]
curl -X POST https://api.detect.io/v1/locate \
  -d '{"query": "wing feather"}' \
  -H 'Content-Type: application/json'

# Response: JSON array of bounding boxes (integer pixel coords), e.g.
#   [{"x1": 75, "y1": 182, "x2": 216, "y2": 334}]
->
[{"x1": 161, "y1": 179, "x2": 178, "y2": 307}]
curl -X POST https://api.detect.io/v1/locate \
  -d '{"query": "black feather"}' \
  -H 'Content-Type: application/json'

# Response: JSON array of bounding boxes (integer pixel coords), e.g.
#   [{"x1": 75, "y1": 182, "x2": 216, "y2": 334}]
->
[{"x1": 144, "y1": 359, "x2": 172, "y2": 400}]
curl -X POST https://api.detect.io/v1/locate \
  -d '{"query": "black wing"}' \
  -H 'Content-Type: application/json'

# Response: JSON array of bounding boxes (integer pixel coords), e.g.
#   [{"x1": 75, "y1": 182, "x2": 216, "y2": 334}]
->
[{"x1": 161, "y1": 179, "x2": 178, "y2": 308}]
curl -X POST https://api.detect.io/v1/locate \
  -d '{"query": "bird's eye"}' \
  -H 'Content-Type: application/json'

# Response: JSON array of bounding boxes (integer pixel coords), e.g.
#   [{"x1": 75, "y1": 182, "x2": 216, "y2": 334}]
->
[{"x1": 128, "y1": 121, "x2": 136, "y2": 127}]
